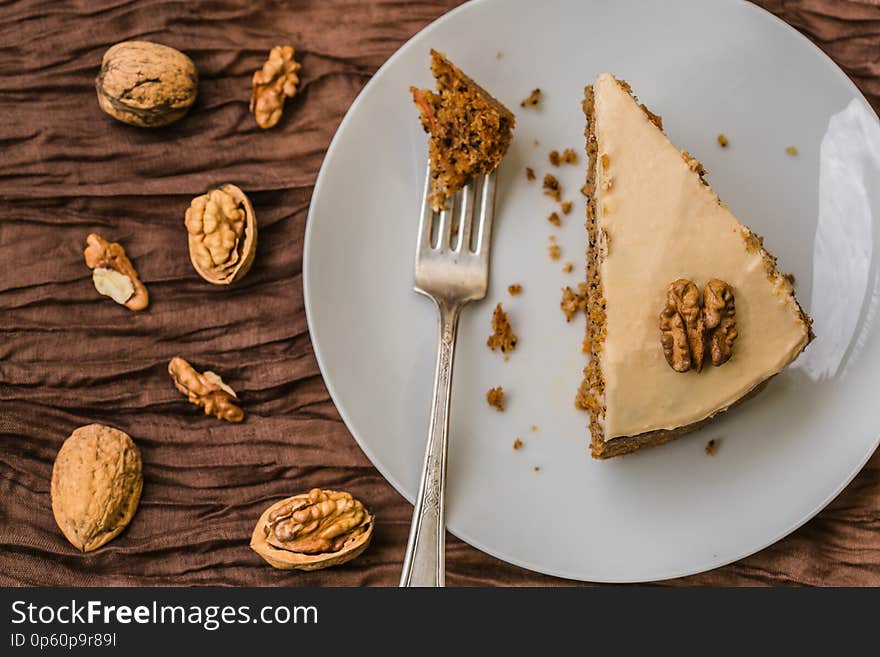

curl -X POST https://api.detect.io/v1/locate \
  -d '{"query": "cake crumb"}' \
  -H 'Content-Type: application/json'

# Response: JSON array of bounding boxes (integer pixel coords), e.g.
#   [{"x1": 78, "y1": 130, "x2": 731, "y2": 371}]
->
[
  {"x1": 533, "y1": 138, "x2": 540, "y2": 147},
  {"x1": 784, "y1": 272, "x2": 796, "y2": 286},
  {"x1": 513, "y1": 438, "x2": 523, "y2": 450},
  {"x1": 533, "y1": 466, "x2": 541, "y2": 472},
  {"x1": 785, "y1": 145, "x2": 799, "y2": 156},
  {"x1": 548, "y1": 245, "x2": 561, "y2": 261},
  {"x1": 562, "y1": 262, "x2": 574, "y2": 274},
  {"x1": 486, "y1": 386, "x2": 505, "y2": 412},
  {"x1": 560, "y1": 201, "x2": 573, "y2": 215},
  {"x1": 681, "y1": 150, "x2": 706, "y2": 176},
  {"x1": 530, "y1": 425, "x2": 538, "y2": 432},
  {"x1": 560, "y1": 284, "x2": 588, "y2": 321},
  {"x1": 487, "y1": 303, "x2": 518, "y2": 354},
  {"x1": 520, "y1": 88, "x2": 542, "y2": 108},
  {"x1": 580, "y1": 183, "x2": 590, "y2": 197},
  {"x1": 543, "y1": 174, "x2": 562, "y2": 202},
  {"x1": 717, "y1": 133, "x2": 729, "y2": 147},
  {"x1": 581, "y1": 337, "x2": 590, "y2": 354},
  {"x1": 507, "y1": 283, "x2": 523, "y2": 296},
  {"x1": 548, "y1": 149, "x2": 577, "y2": 167},
  {"x1": 547, "y1": 211, "x2": 561, "y2": 227},
  {"x1": 704, "y1": 439, "x2": 720, "y2": 456},
  {"x1": 496, "y1": 50, "x2": 503, "y2": 59},
  {"x1": 526, "y1": 166, "x2": 536, "y2": 181}
]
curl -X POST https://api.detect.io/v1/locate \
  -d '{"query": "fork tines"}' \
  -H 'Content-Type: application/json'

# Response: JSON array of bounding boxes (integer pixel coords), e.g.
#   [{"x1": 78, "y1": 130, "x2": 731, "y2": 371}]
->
[{"x1": 417, "y1": 165, "x2": 496, "y2": 258}]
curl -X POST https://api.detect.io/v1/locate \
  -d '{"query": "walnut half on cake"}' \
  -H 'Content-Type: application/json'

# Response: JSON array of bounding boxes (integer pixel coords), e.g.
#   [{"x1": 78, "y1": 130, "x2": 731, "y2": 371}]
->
[
  {"x1": 411, "y1": 50, "x2": 515, "y2": 211},
  {"x1": 578, "y1": 74, "x2": 814, "y2": 459}
]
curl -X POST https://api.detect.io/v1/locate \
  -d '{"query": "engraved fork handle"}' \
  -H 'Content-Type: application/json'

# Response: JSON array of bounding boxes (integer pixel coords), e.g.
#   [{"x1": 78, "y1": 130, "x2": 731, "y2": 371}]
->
[{"x1": 400, "y1": 298, "x2": 462, "y2": 587}]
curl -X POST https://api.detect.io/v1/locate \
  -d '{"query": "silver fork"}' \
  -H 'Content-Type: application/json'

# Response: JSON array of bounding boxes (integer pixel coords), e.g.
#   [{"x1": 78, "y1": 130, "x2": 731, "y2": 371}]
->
[{"x1": 399, "y1": 164, "x2": 497, "y2": 587}]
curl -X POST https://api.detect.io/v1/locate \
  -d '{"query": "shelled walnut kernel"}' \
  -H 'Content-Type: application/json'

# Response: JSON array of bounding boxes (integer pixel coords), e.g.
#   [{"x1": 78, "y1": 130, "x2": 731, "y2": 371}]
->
[
  {"x1": 168, "y1": 356, "x2": 244, "y2": 422},
  {"x1": 251, "y1": 45, "x2": 301, "y2": 129},
  {"x1": 83, "y1": 233, "x2": 149, "y2": 311}
]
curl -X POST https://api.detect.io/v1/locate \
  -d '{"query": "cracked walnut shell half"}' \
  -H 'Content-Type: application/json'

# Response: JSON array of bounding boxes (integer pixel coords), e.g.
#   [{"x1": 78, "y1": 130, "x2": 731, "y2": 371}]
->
[
  {"x1": 250, "y1": 489, "x2": 374, "y2": 571},
  {"x1": 185, "y1": 184, "x2": 257, "y2": 285}
]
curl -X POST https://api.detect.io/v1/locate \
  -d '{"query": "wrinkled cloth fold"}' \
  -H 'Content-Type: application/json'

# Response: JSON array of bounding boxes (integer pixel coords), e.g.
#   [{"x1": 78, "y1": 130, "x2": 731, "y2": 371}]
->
[{"x1": 1, "y1": 0, "x2": 878, "y2": 586}]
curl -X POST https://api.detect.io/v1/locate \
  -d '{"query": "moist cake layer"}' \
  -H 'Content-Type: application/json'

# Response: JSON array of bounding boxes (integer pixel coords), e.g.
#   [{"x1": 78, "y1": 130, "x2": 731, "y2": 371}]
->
[{"x1": 411, "y1": 50, "x2": 515, "y2": 211}]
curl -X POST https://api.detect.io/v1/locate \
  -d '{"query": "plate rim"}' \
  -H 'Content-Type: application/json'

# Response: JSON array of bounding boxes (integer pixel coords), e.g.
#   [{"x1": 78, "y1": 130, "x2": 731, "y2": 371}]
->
[{"x1": 303, "y1": 0, "x2": 880, "y2": 582}]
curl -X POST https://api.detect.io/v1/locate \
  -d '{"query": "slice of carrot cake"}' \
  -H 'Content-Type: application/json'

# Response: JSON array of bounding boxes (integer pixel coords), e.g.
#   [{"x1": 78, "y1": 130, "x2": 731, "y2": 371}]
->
[
  {"x1": 411, "y1": 50, "x2": 515, "y2": 211},
  {"x1": 579, "y1": 74, "x2": 814, "y2": 459}
]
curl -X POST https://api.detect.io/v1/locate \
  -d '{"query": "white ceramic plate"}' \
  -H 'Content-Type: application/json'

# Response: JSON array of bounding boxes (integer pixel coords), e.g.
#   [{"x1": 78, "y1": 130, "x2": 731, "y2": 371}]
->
[{"x1": 304, "y1": 0, "x2": 880, "y2": 582}]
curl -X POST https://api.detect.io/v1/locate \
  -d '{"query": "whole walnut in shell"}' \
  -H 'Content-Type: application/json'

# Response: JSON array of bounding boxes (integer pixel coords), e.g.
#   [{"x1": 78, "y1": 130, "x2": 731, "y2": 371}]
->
[
  {"x1": 251, "y1": 489, "x2": 374, "y2": 571},
  {"x1": 51, "y1": 424, "x2": 143, "y2": 552},
  {"x1": 96, "y1": 41, "x2": 198, "y2": 127},
  {"x1": 185, "y1": 184, "x2": 257, "y2": 285}
]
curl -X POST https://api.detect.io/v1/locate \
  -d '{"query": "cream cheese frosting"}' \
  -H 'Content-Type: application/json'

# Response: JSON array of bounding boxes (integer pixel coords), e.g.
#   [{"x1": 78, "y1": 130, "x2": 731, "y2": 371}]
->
[{"x1": 592, "y1": 73, "x2": 811, "y2": 440}]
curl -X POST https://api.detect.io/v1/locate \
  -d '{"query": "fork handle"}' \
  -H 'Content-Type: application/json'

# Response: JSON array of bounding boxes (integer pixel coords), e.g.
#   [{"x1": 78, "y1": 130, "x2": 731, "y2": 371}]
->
[{"x1": 400, "y1": 299, "x2": 462, "y2": 587}]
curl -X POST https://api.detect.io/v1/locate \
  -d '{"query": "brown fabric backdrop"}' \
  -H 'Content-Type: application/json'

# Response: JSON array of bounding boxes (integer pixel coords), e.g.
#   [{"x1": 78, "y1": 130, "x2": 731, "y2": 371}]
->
[{"x1": 1, "y1": 0, "x2": 878, "y2": 587}]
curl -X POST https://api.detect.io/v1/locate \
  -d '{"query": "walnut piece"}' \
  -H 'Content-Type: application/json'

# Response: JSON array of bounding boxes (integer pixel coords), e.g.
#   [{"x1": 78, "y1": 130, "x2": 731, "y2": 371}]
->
[
  {"x1": 660, "y1": 278, "x2": 737, "y2": 372},
  {"x1": 703, "y1": 278, "x2": 737, "y2": 366},
  {"x1": 92, "y1": 268, "x2": 134, "y2": 305},
  {"x1": 659, "y1": 279, "x2": 705, "y2": 372},
  {"x1": 51, "y1": 424, "x2": 142, "y2": 552},
  {"x1": 168, "y1": 356, "x2": 244, "y2": 422},
  {"x1": 250, "y1": 45, "x2": 301, "y2": 129},
  {"x1": 83, "y1": 233, "x2": 149, "y2": 311},
  {"x1": 250, "y1": 489, "x2": 374, "y2": 571},
  {"x1": 185, "y1": 184, "x2": 257, "y2": 285}
]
